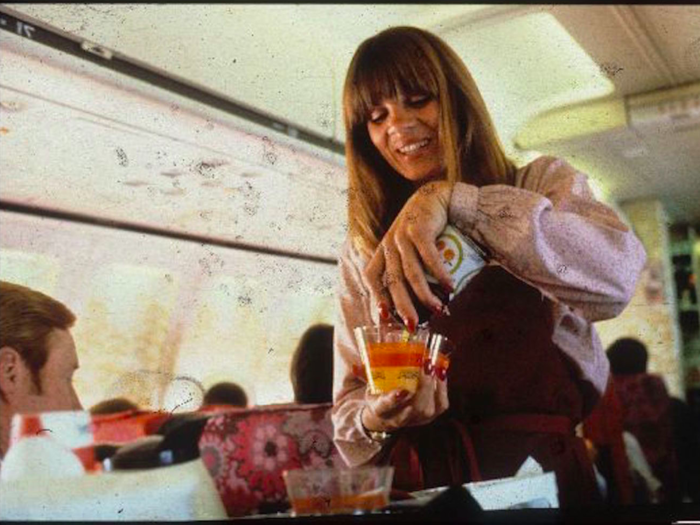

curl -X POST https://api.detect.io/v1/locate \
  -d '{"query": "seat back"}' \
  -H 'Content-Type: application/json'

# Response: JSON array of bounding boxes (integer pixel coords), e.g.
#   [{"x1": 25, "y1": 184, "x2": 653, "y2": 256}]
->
[
  {"x1": 92, "y1": 410, "x2": 171, "y2": 444},
  {"x1": 197, "y1": 402, "x2": 345, "y2": 516}
]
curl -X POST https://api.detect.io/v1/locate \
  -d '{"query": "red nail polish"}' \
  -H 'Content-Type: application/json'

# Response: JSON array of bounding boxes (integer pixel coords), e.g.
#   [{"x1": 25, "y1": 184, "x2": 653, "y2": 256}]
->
[
  {"x1": 379, "y1": 303, "x2": 389, "y2": 321},
  {"x1": 395, "y1": 389, "x2": 409, "y2": 400},
  {"x1": 406, "y1": 319, "x2": 416, "y2": 333},
  {"x1": 436, "y1": 367, "x2": 447, "y2": 381},
  {"x1": 423, "y1": 361, "x2": 433, "y2": 375},
  {"x1": 352, "y1": 364, "x2": 368, "y2": 381}
]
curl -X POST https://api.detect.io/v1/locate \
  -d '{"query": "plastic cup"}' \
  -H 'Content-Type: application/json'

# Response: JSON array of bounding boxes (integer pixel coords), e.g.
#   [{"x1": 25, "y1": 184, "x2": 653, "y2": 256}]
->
[
  {"x1": 423, "y1": 332, "x2": 454, "y2": 381},
  {"x1": 354, "y1": 324, "x2": 430, "y2": 395},
  {"x1": 283, "y1": 466, "x2": 393, "y2": 516}
]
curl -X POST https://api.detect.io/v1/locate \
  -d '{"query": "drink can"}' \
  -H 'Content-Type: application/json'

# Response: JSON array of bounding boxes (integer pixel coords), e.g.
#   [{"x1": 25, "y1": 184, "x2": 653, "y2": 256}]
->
[{"x1": 427, "y1": 224, "x2": 486, "y2": 299}]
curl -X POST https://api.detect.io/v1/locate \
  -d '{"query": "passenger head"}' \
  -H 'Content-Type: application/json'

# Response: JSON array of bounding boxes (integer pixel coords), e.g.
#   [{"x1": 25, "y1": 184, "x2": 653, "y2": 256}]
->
[
  {"x1": 202, "y1": 382, "x2": 248, "y2": 408},
  {"x1": 607, "y1": 337, "x2": 649, "y2": 375},
  {"x1": 343, "y1": 26, "x2": 516, "y2": 254},
  {"x1": 90, "y1": 397, "x2": 139, "y2": 415},
  {"x1": 0, "y1": 281, "x2": 82, "y2": 456},
  {"x1": 290, "y1": 323, "x2": 334, "y2": 404}
]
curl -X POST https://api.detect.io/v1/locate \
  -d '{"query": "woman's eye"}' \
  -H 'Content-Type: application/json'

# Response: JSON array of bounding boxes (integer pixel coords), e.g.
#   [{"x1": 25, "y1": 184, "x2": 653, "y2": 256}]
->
[
  {"x1": 407, "y1": 95, "x2": 430, "y2": 107},
  {"x1": 369, "y1": 112, "x2": 386, "y2": 124}
]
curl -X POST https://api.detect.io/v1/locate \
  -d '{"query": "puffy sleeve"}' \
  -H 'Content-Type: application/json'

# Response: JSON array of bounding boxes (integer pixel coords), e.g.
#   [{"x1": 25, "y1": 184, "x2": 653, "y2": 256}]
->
[
  {"x1": 330, "y1": 238, "x2": 386, "y2": 467},
  {"x1": 448, "y1": 156, "x2": 647, "y2": 322}
]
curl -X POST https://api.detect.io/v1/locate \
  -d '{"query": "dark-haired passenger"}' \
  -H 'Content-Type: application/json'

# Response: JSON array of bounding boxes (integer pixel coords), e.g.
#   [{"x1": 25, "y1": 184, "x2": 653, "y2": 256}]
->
[
  {"x1": 290, "y1": 323, "x2": 334, "y2": 405},
  {"x1": 608, "y1": 338, "x2": 700, "y2": 503},
  {"x1": 202, "y1": 381, "x2": 248, "y2": 409},
  {"x1": 90, "y1": 397, "x2": 139, "y2": 416}
]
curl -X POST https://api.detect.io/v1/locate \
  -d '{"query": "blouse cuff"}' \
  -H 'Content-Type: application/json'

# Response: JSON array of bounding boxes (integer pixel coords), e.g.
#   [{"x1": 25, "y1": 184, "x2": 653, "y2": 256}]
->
[{"x1": 448, "y1": 182, "x2": 479, "y2": 236}]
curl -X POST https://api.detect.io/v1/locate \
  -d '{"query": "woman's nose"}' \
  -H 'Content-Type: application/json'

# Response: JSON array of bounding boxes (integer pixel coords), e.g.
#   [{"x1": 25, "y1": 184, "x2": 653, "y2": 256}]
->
[{"x1": 387, "y1": 106, "x2": 417, "y2": 134}]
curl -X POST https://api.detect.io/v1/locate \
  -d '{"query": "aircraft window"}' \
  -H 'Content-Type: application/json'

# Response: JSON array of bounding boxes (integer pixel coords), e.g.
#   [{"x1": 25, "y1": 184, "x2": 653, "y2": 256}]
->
[
  {"x1": 0, "y1": 210, "x2": 337, "y2": 410},
  {"x1": 0, "y1": 249, "x2": 60, "y2": 295}
]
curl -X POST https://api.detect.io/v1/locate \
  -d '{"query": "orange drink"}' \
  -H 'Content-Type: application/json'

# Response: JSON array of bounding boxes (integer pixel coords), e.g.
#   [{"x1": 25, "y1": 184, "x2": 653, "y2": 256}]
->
[
  {"x1": 289, "y1": 492, "x2": 389, "y2": 515},
  {"x1": 283, "y1": 466, "x2": 393, "y2": 516},
  {"x1": 424, "y1": 332, "x2": 454, "y2": 380},
  {"x1": 354, "y1": 324, "x2": 430, "y2": 395},
  {"x1": 365, "y1": 341, "x2": 425, "y2": 394}
]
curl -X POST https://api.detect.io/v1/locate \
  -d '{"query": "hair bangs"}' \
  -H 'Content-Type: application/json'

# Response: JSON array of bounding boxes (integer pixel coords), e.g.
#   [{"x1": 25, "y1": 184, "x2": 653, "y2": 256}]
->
[{"x1": 347, "y1": 37, "x2": 439, "y2": 129}]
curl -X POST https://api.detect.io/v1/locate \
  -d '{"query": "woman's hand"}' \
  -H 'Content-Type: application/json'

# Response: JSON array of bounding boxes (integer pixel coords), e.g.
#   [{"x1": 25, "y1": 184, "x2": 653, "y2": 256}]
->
[
  {"x1": 361, "y1": 364, "x2": 449, "y2": 433},
  {"x1": 363, "y1": 180, "x2": 455, "y2": 330}
]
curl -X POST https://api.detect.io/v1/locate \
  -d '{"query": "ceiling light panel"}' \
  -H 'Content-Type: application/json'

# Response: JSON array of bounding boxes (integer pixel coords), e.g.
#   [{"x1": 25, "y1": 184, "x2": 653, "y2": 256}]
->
[{"x1": 444, "y1": 12, "x2": 615, "y2": 154}]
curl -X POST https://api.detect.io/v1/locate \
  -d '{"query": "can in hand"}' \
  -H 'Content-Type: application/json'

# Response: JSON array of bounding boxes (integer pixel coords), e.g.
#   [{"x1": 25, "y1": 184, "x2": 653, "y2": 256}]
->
[
  {"x1": 404, "y1": 224, "x2": 486, "y2": 324},
  {"x1": 427, "y1": 224, "x2": 486, "y2": 298}
]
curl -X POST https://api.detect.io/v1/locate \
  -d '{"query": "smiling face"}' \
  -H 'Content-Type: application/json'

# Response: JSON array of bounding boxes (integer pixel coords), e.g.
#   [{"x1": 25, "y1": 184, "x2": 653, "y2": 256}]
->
[{"x1": 366, "y1": 93, "x2": 443, "y2": 184}]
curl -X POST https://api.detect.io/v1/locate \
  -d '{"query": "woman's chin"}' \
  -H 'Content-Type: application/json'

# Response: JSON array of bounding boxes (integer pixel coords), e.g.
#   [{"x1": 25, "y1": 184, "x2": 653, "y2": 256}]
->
[{"x1": 409, "y1": 170, "x2": 446, "y2": 187}]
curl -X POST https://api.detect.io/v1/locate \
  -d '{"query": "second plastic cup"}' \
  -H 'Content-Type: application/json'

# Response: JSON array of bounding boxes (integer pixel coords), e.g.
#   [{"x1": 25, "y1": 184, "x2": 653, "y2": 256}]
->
[{"x1": 423, "y1": 332, "x2": 453, "y2": 380}]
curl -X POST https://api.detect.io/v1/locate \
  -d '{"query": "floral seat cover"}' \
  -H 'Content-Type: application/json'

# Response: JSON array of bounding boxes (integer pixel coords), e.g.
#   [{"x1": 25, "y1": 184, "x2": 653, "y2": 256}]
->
[{"x1": 197, "y1": 402, "x2": 345, "y2": 516}]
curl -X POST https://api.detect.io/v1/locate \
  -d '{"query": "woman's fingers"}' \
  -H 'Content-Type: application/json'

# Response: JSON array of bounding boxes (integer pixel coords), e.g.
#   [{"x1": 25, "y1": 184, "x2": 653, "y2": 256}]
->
[
  {"x1": 366, "y1": 215, "x2": 452, "y2": 329},
  {"x1": 365, "y1": 371, "x2": 449, "y2": 433},
  {"x1": 416, "y1": 363, "x2": 448, "y2": 421},
  {"x1": 383, "y1": 243, "x2": 418, "y2": 329},
  {"x1": 402, "y1": 182, "x2": 453, "y2": 291},
  {"x1": 364, "y1": 388, "x2": 415, "y2": 430},
  {"x1": 411, "y1": 233, "x2": 454, "y2": 294},
  {"x1": 363, "y1": 249, "x2": 394, "y2": 323},
  {"x1": 364, "y1": 238, "x2": 424, "y2": 330},
  {"x1": 434, "y1": 372, "x2": 450, "y2": 414},
  {"x1": 362, "y1": 181, "x2": 454, "y2": 329},
  {"x1": 395, "y1": 231, "x2": 444, "y2": 315}
]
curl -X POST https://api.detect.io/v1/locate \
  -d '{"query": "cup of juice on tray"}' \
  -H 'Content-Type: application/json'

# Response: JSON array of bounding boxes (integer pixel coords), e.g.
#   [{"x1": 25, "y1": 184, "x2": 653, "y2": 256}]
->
[{"x1": 283, "y1": 466, "x2": 394, "y2": 516}]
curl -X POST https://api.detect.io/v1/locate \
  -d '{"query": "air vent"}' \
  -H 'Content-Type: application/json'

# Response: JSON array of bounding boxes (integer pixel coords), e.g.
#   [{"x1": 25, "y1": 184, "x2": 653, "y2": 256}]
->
[{"x1": 627, "y1": 82, "x2": 700, "y2": 134}]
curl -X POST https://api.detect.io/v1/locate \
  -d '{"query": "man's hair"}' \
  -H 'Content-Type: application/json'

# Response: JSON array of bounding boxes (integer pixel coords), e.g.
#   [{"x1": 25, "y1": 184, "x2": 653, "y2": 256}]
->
[
  {"x1": 343, "y1": 26, "x2": 517, "y2": 256},
  {"x1": 0, "y1": 280, "x2": 76, "y2": 396},
  {"x1": 607, "y1": 337, "x2": 649, "y2": 375},
  {"x1": 90, "y1": 397, "x2": 139, "y2": 415},
  {"x1": 203, "y1": 381, "x2": 248, "y2": 408},
  {"x1": 290, "y1": 323, "x2": 334, "y2": 404}
]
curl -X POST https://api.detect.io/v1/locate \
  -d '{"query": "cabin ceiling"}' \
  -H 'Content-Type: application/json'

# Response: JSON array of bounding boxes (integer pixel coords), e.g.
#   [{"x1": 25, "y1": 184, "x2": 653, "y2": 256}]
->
[{"x1": 2, "y1": 4, "x2": 700, "y2": 225}]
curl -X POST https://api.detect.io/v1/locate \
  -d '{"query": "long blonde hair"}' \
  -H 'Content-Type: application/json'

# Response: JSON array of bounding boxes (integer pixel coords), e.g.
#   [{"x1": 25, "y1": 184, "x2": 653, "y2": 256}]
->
[{"x1": 343, "y1": 26, "x2": 516, "y2": 256}]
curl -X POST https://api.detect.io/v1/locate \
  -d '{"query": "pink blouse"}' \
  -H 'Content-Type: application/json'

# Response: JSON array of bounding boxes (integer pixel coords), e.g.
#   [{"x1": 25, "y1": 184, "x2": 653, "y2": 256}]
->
[{"x1": 331, "y1": 155, "x2": 647, "y2": 468}]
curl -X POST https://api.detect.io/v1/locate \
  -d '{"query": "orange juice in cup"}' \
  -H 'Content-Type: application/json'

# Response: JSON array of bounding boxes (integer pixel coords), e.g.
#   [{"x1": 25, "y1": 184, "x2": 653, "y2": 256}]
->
[
  {"x1": 283, "y1": 466, "x2": 393, "y2": 516},
  {"x1": 354, "y1": 324, "x2": 430, "y2": 394},
  {"x1": 424, "y1": 333, "x2": 454, "y2": 381}
]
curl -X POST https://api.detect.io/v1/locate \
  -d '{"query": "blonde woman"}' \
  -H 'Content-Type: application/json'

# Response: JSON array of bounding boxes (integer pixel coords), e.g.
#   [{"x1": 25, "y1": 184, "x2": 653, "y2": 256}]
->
[{"x1": 331, "y1": 26, "x2": 647, "y2": 507}]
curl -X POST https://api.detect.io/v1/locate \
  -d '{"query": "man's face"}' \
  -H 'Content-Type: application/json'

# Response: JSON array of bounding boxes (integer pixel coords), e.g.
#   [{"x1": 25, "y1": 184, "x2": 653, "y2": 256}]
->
[{"x1": 13, "y1": 328, "x2": 83, "y2": 415}]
